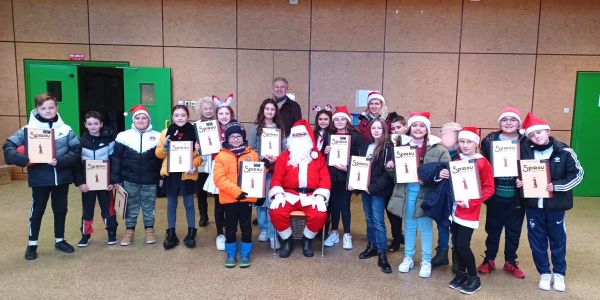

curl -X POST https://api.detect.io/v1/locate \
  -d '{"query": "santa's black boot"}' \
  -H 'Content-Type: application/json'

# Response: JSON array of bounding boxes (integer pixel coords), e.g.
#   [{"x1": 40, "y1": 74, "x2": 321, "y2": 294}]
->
[
  {"x1": 278, "y1": 236, "x2": 293, "y2": 258},
  {"x1": 302, "y1": 237, "x2": 314, "y2": 257}
]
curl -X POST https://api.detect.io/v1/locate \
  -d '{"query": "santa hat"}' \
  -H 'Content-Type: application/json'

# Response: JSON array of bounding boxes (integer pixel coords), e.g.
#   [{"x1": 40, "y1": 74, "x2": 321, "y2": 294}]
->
[
  {"x1": 290, "y1": 119, "x2": 319, "y2": 159},
  {"x1": 367, "y1": 91, "x2": 385, "y2": 104},
  {"x1": 458, "y1": 127, "x2": 481, "y2": 144},
  {"x1": 522, "y1": 112, "x2": 550, "y2": 136},
  {"x1": 407, "y1": 112, "x2": 431, "y2": 134},
  {"x1": 332, "y1": 105, "x2": 352, "y2": 122},
  {"x1": 439, "y1": 122, "x2": 462, "y2": 134},
  {"x1": 124, "y1": 104, "x2": 151, "y2": 121},
  {"x1": 498, "y1": 107, "x2": 522, "y2": 125}
]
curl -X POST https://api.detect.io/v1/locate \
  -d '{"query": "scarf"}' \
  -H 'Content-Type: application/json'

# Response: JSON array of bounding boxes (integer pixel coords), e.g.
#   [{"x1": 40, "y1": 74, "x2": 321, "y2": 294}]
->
[
  {"x1": 166, "y1": 122, "x2": 196, "y2": 142},
  {"x1": 532, "y1": 137, "x2": 554, "y2": 152},
  {"x1": 223, "y1": 141, "x2": 248, "y2": 158}
]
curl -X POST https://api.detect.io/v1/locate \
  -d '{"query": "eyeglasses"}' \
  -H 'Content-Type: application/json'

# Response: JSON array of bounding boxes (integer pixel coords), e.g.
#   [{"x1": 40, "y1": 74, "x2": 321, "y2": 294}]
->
[
  {"x1": 500, "y1": 117, "x2": 519, "y2": 123},
  {"x1": 228, "y1": 134, "x2": 243, "y2": 140},
  {"x1": 292, "y1": 132, "x2": 307, "y2": 138}
]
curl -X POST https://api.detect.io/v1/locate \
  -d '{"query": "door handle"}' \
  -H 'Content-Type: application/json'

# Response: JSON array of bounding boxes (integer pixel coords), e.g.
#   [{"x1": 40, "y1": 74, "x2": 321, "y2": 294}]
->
[{"x1": 116, "y1": 67, "x2": 139, "y2": 70}]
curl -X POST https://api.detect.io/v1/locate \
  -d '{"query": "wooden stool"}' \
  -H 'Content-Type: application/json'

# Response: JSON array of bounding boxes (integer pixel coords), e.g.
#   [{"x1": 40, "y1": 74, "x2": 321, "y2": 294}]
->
[{"x1": 273, "y1": 210, "x2": 326, "y2": 257}]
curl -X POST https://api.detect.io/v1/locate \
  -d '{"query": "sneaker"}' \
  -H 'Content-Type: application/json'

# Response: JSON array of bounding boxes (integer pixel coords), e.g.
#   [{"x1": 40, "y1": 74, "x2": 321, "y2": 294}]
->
[
  {"x1": 503, "y1": 261, "x2": 525, "y2": 279},
  {"x1": 323, "y1": 231, "x2": 339, "y2": 247},
  {"x1": 120, "y1": 229, "x2": 135, "y2": 246},
  {"x1": 419, "y1": 261, "x2": 432, "y2": 278},
  {"x1": 145, "y1": 228, "x2": 156, "y2": 244},
  {"x1": 398, "y1": 257, "x2": 414, "y2": 273},
  {"x1": 78, "y1": 234, "x2": 91, "y2": 248},
  {"x1": 24, "y1": 245, "x2": 38, "y2": 260},
  {"x1": 459, "y1": 276, "x2": 482, "y2": 295},
  {"x1": 224, "y1": 256, "x2": 237, "y2": 268},
  {"x1": 342, "y1": 233, "x2": 353, "y2": 250},
  {"x1": 258, "y1": 231, "x2": 269, "y2": 242},
  {"x1": 538, "y1": 273, "x2": 552, "y2": 291},
  {"x1": 107, "y1": 231, "x2": 117, "y2": 245},
  {"x1": 270, "y1": 237, "x2": 281, "y2": 250},
  {"x1": 449, "y1": 272, "x2": 469, "y2": 289},
  {"x1": 553, "y1": 274, "x2": 565, "y2": 292},
  {"x1": 477, "y1": 258, "x2": 496, "y2": 274},
  {"x1": 216, "y1": 234, "x2": 226, "y2": 251},
  {"x1": 55, "y1": 240, "x2": 75, "y2": 253}
]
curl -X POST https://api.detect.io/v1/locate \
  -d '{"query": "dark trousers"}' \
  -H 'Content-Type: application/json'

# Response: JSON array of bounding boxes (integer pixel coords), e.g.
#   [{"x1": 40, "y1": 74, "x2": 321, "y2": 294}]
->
[
  {"x1": 223, "y1": 202, "x2": 253, "y2": 243},
  {"x1": 385, "y1": 195, "x2": 403, "y2": 241},
  {"x1": 526, "y1": 208, "x2": 567, "y2": 275},
  {"x1": 214, "y1": 194, "x2": 225, "y2": 235},
  {"x1": 483, "y1": 195, "x2": 525, "y2": 262},
  {"x1": 81, "y1": 190, "x2": 118, "y2": 235},
  {"x1": 452, "y1": 222, "x2": 476, "y2": 277},
  {"x1": 330, "y1": 181, "x2": 351, "y2": 232},
  {"x1": 29, "y1": 184, "x2": 70, "y2": 241},
  {"x1": 196, "y1": 173, "x2": 209, "y2": 220}
]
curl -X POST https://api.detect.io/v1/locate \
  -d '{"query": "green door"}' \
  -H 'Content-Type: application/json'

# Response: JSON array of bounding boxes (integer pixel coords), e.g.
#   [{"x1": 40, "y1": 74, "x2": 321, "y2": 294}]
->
[
  {"x1": 25, "y1": 61, "x2": 81, "y2": 135},
  {"x1": 123, "y1": 67, "x2": 172, "y2": 132},
  {"x1": 571, "y1": 72, "x2": 600, "y2": 196}
]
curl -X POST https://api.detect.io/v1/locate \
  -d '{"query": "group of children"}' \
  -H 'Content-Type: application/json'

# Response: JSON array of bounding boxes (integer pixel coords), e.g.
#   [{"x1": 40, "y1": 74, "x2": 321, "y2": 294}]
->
[{"x1": 3, "y1": 91, "x2": 583, "y2": 294}]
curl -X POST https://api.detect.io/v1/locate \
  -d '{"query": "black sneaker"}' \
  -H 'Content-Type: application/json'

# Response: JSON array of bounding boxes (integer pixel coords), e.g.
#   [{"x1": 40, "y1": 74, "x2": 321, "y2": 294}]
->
[
  {"x1": 459, "y1": 276, "x2": 482, "y2": 295},
  {"x1": 24, "y1": 245, "x2": 38, "y2": 260},
  {"x1": 448, "y1": 272, "x2": 469, "y2": 289},
  {"x1": 55, "y1": 240, "x2": 75, "y2": 253},
  {"x1": 107, "y1": 231, "x2": 117, "y2": 245},
  {"x1": 78, "y1": 235, "x2": 91, "y2": 247}
]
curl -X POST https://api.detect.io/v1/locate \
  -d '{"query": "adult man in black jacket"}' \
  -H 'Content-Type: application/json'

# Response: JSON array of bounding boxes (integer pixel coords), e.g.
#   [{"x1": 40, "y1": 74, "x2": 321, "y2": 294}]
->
[{"x1": 272, "y1": 77, "x2": 302, "y2": 137}]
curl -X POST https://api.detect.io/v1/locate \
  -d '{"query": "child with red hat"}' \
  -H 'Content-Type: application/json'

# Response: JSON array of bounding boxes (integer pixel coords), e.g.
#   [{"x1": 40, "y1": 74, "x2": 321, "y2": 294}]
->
[
  {"x1": 516, "y1": 112, "x2": 584, "y2": 292},
  {"x1": 439, "y1": 126, "x2": 495, "y2": 295}
]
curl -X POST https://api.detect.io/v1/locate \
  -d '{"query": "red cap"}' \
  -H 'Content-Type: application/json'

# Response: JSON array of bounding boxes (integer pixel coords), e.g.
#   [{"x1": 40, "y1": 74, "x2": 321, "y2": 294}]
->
[
  {"x1": 458, "y1": 126, "x2": 481, "y2": 144},
  {"x1": 498, "y1": 107, "x2": 523, "y2": 125},
  {"x1": 407, "y1": 112, "x2": 432, "y2": 133},
  {"x1": 522, "y1": 112, "x2": 550, "y2": 136},
  {"x1": 332, "y1": 105, "x2": 352, "y2": 122}
]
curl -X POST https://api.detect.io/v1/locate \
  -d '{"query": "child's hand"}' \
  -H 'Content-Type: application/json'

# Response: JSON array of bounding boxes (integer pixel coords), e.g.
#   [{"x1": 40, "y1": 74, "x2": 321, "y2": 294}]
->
[
  {"x1": 347, "y1": 185, "x2": 354, "y2": 191},
  {"x1": 334, "y1": 164, "x2": 347, "y2": 171},
  {"x1": 48, "y1": 158, "x2": 57, "y2": 166},
  {"x1": 546, "y1": 183, "x2": 554, "y2": 192},
  {"x1": 79, "y1": 184, "x2": 89, "y2": 193},
  {"x1": 386, "y1": 161, "x2": 394, "y2": 169},
  {"x1": 455, "y1": 199, "x2": 467, "y2": 208},
  {"x1": 107, "y1": 184, "x2": 114, "y2": 191},
  {"x1": 515, "y1": 179, "x2": 524, "y2": 188},
  {"x1": 195, "y1": 142, "x2": 201, "y2": 152},
  {"x1": 264, "y1": 155, "x2": 277, "y2": 163},
  {"x1": 186, "y1": 169, "x2": 195, "y2": 174},
  {"x1": 163, "y1": 136, "x2": 171, "y2": 152},
  {"x1": 324, "y1": 146, "x2": 332, "y2": 155},
  {"x1": 439, "y1": 169, "x2": 449, "y2": 179}
]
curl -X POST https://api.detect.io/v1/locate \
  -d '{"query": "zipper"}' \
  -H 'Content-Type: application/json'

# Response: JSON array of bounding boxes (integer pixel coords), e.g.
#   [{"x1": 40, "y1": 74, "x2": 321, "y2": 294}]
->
[{"x1": 139, "y1": 131, "x2": 144, "y2": 158}]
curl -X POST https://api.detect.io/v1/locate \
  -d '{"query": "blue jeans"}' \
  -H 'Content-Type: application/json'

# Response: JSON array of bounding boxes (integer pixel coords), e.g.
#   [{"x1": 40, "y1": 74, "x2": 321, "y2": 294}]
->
[
  {"x1": 256, "y1": 173, "x2": 276, "y2": 240},
  {"x1": 361, "y1": 192, "x2": 387, "y2": 253},
  {"x1": 123, "y1": 181, "x2": 156, "y2": 229},
  {"x1": 404, "y1": 183, "x2": 433, "y2": 262},
  {"x1": 167, "y1": 194, "x2": 195, "y2": 228},
  {"x1": 526, "y1": 208, "x2": 567, "y2": 275},
  {"x1": 437, "y1": 222, "x2": 450, "y2": 251}
]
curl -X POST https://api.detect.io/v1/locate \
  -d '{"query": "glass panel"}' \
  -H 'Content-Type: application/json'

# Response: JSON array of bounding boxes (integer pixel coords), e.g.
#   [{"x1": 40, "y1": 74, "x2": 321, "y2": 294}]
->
[
  {"x1": 140, "y1": 83, "x2": 155, "y2": 105},
  {"x1": 46, "y1": 81, "x2": 62, "y2": 102}
]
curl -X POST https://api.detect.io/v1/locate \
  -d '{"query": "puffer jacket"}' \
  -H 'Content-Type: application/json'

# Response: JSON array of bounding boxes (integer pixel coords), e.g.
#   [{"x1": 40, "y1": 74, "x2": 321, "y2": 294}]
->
[
  {"x1": 387, "y1": 136, "x2": 451, "y2": 218},
  {"x1": 73, "y1": 127, "x2": 115, "y2": 186},
  {"x1": 155, "y1": 129, "x2": 202, "y2": 180},
  {"x1": 110, "y1": 126, "x2": 161, "y2": 185},
  {"x1": 3, "y1": 111, "x2": 80, "y2": 187},
  {"x1": 213, "y1": 145, "x2": 259, "y2": 204}
]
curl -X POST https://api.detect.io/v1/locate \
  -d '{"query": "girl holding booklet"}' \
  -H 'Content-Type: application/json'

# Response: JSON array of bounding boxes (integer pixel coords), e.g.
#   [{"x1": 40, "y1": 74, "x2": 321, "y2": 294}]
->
[
  {"x1": 322, "y1": 105, "x2": 364, "y2": 250},
  {"x1": 387, "y1": 112, "x2": 450, "y2": 278},
  {"x1": 312, "y1": 105, "x2": 334, "y2": 154},
  {"x1": 73, "y1": 111, "x2": 117, "y2": 247},
  {"x1": 440, "y1": 127, "x2": 494, "y2": 295},
  {"x1": 213, "y1": 122, "x2": 260, "y2": 268},
  {"x1": 156, "y1": 105, "x2": 202, "y2": 250},
  {"x1": 516, "y1": 113, "x2": 583, "y2": 292},
  {"x1": 478, "y1": 107, "x2": 526, "y2": 278},
  {"x1": 353, "y1": 118, "x2": 394, "y2": 274},
  {"x1": 3, "y1": 93, "x2": 81, "y2": 260},
  {"x1": 247, "y1": 98, "x2": 286, "y2": 249},
  {"x1": 196, "y1": 97, "x2": 216, "y2": 227}
]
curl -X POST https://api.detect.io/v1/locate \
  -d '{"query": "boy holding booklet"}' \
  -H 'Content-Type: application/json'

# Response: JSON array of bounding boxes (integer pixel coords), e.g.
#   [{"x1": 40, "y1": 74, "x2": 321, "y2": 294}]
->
[
  {"x1": 213, "y1": 122, "x2": 259, "y2": 268},
  {"x1": 516, "y1": 113, "x2": 584, "y2": 292},
  {"x1": 3, "y1": 93, "x2": 81, "y2": 260},
  {"x1": 440, "y1": 127, "x2": 494, "y2": 295},
  {"x1": 73, "y1": 111, "x2": 117, "y2": 247}
]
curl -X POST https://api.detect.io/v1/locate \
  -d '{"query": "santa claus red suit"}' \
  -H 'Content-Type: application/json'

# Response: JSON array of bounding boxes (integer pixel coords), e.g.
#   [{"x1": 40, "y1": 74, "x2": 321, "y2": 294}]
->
[{"x1": 269, "y1": 119, "x2": 331, "y2": 258}]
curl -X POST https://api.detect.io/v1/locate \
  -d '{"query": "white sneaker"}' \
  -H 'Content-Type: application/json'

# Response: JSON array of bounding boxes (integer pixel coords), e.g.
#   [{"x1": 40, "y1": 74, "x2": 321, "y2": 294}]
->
[
  {"x1": 539, "y1": 273, "x2": 552, "y2": 291},
  {"x1": 216, "y1": 234, "x2": 225, "y2": 251},
  {"x1": 553, "y1": 274, "x2": 565, "y2": 292},
  {"x1": 270, "y1": 237, "x2": 280, "y2": 250},
  {"x1": 342, "y1": 233, "x2": 353, "y2": 250},
  {"x1": 419, "y1": 261, "x2": 432, "y2": 278},
  {"x1": 258, "y1": 231, "x2": 268, "y2": 242},
  {"x1": 323, "y1": 231, "x2": 339, "y2": 247},
  {"x1": 398, "y1": 257, "x2": 414, "y2": 273}
]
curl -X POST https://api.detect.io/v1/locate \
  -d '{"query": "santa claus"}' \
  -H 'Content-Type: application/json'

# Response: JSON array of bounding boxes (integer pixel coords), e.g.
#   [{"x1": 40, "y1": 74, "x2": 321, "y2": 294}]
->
[{"x1": 269, "y1": 119, "x2": 331, "y2": 258}]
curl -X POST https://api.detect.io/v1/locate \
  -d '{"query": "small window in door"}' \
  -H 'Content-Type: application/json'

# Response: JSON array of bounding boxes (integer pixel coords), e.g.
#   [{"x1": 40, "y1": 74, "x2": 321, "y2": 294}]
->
[
  {"x1": 140, "y1": 83, "x2": 155, "y2": 105},
  {"x1": 46, "y1": 81, "x2": 62, "y2": 102}
]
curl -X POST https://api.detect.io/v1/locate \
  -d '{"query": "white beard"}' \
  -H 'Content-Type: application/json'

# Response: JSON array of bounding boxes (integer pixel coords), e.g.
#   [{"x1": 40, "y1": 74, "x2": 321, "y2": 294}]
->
[{"x1": 287, "y1": 135, "x2": 313, "y2": 168}]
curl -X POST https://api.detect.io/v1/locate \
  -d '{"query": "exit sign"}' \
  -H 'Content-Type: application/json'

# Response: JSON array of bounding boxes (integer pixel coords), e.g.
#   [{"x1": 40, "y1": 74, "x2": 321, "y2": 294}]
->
[{"x1": 69, "y1": 54, "x2": 85, "y2": 61}]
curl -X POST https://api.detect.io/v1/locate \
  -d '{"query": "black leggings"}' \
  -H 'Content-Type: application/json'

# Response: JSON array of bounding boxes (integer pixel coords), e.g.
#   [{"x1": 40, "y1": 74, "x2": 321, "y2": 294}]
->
[
  {"x1": 223, "y1": 202, "x2": 252, "y2": 243},
  {"x1": 385, "y1": 196, "x2": 403, "y2": 241},
  {"x1": 329, "y1": 181, "x2": 351, "y2": 232},
  {"x1": 214, "y1": 194, "x2": 225, "y2": 235},
  {"x1": 29, "y1": 184, "x2": 69, "y2": 241},
  {"x1": 452, "y1": 222, "x2": 476, "y2": 276},
  {"x1": 196, "y1": 173, "x2": 209, "y2": 219}
]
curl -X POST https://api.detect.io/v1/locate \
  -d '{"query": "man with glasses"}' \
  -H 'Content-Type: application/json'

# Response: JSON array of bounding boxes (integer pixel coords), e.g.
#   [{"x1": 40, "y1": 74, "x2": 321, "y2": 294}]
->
[{"x1": 272, "y1": 77, "x2": 302, "y2": 137}]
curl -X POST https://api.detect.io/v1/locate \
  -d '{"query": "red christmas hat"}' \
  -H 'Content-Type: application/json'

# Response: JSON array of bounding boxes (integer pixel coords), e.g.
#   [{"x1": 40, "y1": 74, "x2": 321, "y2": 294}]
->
[
  {"x1": 124, "y1": 104, "x2": 151, "y2": 121},
  {"x1": 522, "y1": 112, "x2": 550, "y2": 136},
  {"x1": 290, "y1": 119, "x2": 319, "y2": 159},
  {"x1": 332, "y1": 105, "x2": 352, "y2": 122},
  {"x1": 498, "y1": 107, "x2": 522, "y2": 125},
  {"x1": 458, "y1": 126, "x2": 481, "y2": 144},
  {"x1": 407, "y1": 111, "x2": 431, "y2": 133},
  {"x1": 367, "y1": 91, "x2": 385, "y2": 104}
]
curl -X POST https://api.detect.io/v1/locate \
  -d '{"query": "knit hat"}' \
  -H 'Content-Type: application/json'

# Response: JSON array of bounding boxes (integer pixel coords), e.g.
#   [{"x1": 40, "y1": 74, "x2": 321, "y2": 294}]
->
[
  {"x1": 290, "y1": 119, "x2": 319, "y2": 159},
  {"x1": 224, "y1": 122, "x2": 246, "y2": 141},
  {"x1": 522, "y1": 112, "x2": 550, "y2": 136},
  {"x1": 407, "y1": 112, "x2": 431, "y2": 134},
  {"x1": 439, "y1": 122, "x2": 462, "y2": 134},
  {"x1": 498, "y1": 107, "x2": 522, "y2": 125},
  {"x1": 125, "y1": 104, "x2": 151, "y2": 121},
  {"x1": 332, "y1": 105, "x2": 352, "y2": 122},
  {"x1": 367, "y1": 91, "x2": 385, "y2": 104},
  {"x1": 458, "y1": 127, "x2": 481, "y2": 144}
]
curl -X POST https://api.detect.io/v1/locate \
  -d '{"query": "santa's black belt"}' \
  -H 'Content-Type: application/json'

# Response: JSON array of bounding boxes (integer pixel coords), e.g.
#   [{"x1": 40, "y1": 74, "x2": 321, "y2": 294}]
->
[{"x1": 295, "y1": 188, "x2": 315, "y2": 194}]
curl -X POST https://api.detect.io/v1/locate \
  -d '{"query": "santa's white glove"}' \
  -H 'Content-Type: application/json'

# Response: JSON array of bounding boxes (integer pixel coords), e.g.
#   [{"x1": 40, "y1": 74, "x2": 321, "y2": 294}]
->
[
  {"x1": 270, "y1": 193, "x2": 285, "y2": 210},
  {"x1": 315, "y1": 195, "x2": 327, "y2": 212}
]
